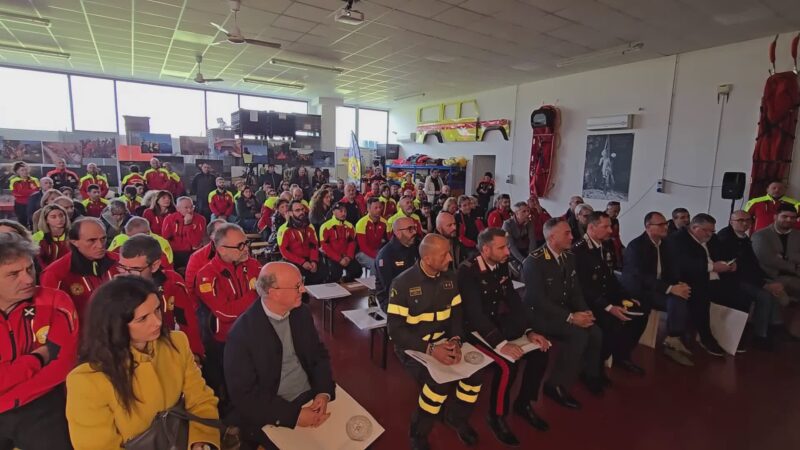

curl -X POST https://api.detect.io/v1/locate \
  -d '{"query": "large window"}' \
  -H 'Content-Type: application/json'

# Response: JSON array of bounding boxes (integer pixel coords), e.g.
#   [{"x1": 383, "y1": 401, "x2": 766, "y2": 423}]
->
[
  {"x1": 335, "y1": 106, "x2": 357, "y2": 148},
  {"x1": 206, "y1": 91, "x2": 239, "y2": 130},
  {"x1": 357, "y1": 109, "x2": 388, "y2": 148},
  {"x1": 0, "y1": 67, "x2": 72, "y2": 131},
  {"x1": 71, "y1": 76, "x2": 117, "y2": 132},
  {"x1": 116, "y1": 81, "x2": 206, "y2": 137},
  {"x1": 239, "y1": 95, "x2": 307, "y2": 114}
]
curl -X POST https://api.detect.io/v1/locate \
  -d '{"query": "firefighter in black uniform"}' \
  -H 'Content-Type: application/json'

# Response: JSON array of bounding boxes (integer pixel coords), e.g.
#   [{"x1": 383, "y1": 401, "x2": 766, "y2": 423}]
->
[
  {"x1": 375, "y1": 216, "x2": 419, "y2": 311},
  {"x1": 459, "y1": 228, "x2": 551, "y2": 446},
  {"x1": 388, "y1": 234, "x2": 482, "y2": 450},
  {"x1": 572, "y1": 211, "x2": 647, "y2": 375},
  {"x1": 521, "y1": 218, "x2": 603, "y2": 410}
]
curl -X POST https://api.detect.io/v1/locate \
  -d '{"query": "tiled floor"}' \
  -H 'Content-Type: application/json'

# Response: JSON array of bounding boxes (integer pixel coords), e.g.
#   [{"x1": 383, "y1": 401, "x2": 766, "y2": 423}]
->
[{"x1": 310, "y1": 292, "x2": 800, "y2": 450}]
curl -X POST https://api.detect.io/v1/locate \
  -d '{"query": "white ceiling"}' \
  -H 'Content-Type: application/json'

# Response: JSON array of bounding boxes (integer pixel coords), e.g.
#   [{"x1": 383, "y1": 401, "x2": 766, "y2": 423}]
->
[{"x1": 0, "y1": 0, "x2": 798, "y2": 108}]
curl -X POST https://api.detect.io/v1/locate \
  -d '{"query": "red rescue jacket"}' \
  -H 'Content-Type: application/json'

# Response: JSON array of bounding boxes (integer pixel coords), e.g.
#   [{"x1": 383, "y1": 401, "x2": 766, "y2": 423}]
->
[
  {"x1": 195, "y1": 255, "x2": 260, "y2": 342},
  {"x1": 319, "y1": 217, "x2": 356, "y2": 262},
  {"x1": 208, "y1": 190, "x2": 235, "y2": 217},
  {"x1": 81, "y1": 197, "x2": 109, "y2": 218},
  {"x1": 161, "y1": 212, "x2": 207, "y2": 253},
  {"x1": 32, "y1": 231, "x2": 71, "y2": 269},
  {"x1": 487, "y1": 209, "x2": 511, "y2": 228},
  {"x1": 277, "y1": 222, "x2": 319, "y2": 265},
  {"x1": 185, "y1": 244, "x2": 215, "y2": 296},
  {"x1": 142, "y1": 208, "x2": 174, "y2": 236},
  {"x1": 144, "y1": 168, "x2": 171, "y2": 191},
  {"x1": 355, "y1": 215, "x2": 388, "y2": 259},
  {"x1": 40, "y1": 250, "x2": 119, "y2": 319},
  {"x1": 78, "y1": 174, "x2": 109, "y2": 199},
  {"x1": 9, "y1": 176, "x2": 40, "y2": 205},
  {"x1": 154, "y1": 269, "x2": 204, "y2": 357}
]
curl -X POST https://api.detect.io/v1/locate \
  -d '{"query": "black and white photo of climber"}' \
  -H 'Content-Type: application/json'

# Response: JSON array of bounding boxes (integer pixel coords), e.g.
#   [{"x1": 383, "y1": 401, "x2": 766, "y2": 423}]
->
[{"x1": 582, "y1": 133, "x2": 634, "y2": 201}]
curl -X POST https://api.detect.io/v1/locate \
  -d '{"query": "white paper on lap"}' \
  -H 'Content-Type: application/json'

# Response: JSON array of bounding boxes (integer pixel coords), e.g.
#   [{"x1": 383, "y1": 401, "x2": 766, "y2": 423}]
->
[
  {"x1": 471, "y1": 332, "x2": 542, "y2": 363},
  {"x1": 404, "y1": 342, "x2": 492, "y2": 384},
  {"x1": 263, "y1": 385, "x2": 385, "y2": 450}
]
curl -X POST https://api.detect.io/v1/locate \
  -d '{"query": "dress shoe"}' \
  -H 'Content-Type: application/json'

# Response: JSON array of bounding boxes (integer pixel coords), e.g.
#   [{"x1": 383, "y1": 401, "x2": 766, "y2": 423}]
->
[
  {"x1": 513, "y1": 403, "x2": 549, "y2": 431},
  {"x1": 617, "y1": 359, "x2": 646, "y2": 376},
  {"x1": 698, "y1": 336, "x2": 725, "y2": 357},
  {"x1": 486, "y1": 415, "x2": 520, "y2": 446},
  {"x1": 663, "y1": 336, "x2": 693, "y2": 355},
  {"x1": 410, "y1": 436, "x2": 430, "y2": 450},
  {"x1": 580, "y1": 375, "x2": 605, "y2": 396},
  {"x1": 543, "y1": 384, "x2": 581, "y2": 409},
  {"x1": 444, "y1": 416, "x2": 478, "y2": 446}
]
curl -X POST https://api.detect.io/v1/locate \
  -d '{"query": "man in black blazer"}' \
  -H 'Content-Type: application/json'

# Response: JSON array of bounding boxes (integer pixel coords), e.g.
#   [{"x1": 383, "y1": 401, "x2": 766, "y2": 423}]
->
[
  {"x1": 225, "y1": 262, "x2": 336, "y2": 450},
  {"x1": 522, "y1": 218, "x2": 603, "y2": 410},
  {"x1": 664, "y1": 213, "x2": 734, "y2": 358}
]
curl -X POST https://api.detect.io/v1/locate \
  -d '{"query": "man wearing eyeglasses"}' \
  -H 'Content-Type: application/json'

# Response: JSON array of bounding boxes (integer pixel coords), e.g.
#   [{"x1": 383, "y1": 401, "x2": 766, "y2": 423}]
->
[
  {"x1": 375, "y1": 217, "x2": 419, "y2": 312},
  {"x1": 195, "y1": 223, "x2": 261, "y2": 415},
  {"x1": 277, "y1": 200, "x2": 325, "y2": 286},
  {"x1": 117, "y1": 234, "x2": 204, "y2": 360},
  {"x1": 162, "y1": 197, "x2": 207, "y2": 271}
]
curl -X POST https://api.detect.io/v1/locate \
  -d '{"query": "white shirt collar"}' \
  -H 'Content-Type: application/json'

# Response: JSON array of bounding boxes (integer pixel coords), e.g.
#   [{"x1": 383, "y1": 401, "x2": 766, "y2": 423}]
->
[{"x1": 262, "y1": 300, "x2": 290, "y2": 321}]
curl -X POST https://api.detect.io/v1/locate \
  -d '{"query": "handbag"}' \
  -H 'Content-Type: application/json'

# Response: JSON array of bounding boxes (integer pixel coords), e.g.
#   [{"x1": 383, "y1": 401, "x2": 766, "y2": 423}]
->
[{"x1": 123, "y1": 397, "x2": 224, "y2": 450}]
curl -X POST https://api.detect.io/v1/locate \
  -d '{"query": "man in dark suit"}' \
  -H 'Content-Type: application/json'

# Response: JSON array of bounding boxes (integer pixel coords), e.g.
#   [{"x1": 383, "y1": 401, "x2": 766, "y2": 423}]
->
[
  {"x1": 225, "y1": 262, "x2": 336, "y2": 450},
  {"x1": 664, "y1": 213, "x2": 733, "y2": 358},
  {"x1": 573, "y1": 211, "x2": 647, "y2": 376},
  {"x1": 522, "y1": 218, "x2": 603, "y2": 410},
  {"x1": 666, "y1": 207, "x2": 690, "y2": 235}
]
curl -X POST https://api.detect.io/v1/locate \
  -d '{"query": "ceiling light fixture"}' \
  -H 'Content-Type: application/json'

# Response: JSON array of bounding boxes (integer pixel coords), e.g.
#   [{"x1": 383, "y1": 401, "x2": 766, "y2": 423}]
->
[
  {"x1": 394, "y1": 92, "x2": 425, "y2": 101},
  {"x1": 269, "y1": 58, "x2": 344, "y2": 74},
  {"x1": 0, "y1": 11, "x2": 51, "y2": 27},
  {"x1": 0, "y1": 42, "x2": 69, "y2": 59},
  {"x1": 556, "y1": 41, "x2": 644, "y2": 68},
  {"x1": 335, "y1": 0, "x2": 365, "y2": 26},
  {"x1": 243, "y1": 77, "x2": 305, "y2": 90}
]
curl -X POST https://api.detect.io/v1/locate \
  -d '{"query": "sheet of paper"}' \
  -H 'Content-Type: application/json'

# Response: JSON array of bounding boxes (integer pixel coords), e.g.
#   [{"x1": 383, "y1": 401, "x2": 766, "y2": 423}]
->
[
  {"x1": 512, "y1": 280, "x2": 525, "y2": 290},
  {"x1": 355, "y1": 276, "x2": 376, "y2": 291},
  {"x1": 623, "y1": 310, "x2": 645, "y2": 316},
  {"x1": 404, "y1": 342, "x2": 492, "y2": 384},
  {"x1": 263, "y1": 385, "x2": 385, "y2": 450},
  {"x1": 342, "y1": 307, "x2": 387, "y2": 330},
  {"x1": 709, "y1": 302, "x2": 748, "y2": 356},
  {"x1": 470, "y1": 331, "x2": 542, "y2": 363},
  {"x1": 305, "y1": 283, "x2": 352, "y2": 300}
]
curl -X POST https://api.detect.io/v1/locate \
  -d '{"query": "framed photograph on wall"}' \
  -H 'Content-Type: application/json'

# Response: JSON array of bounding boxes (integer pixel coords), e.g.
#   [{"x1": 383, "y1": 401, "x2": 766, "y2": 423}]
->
[
  {"x1": 42, "y1": 141, "x2": 83, "y2": 166},
  {"x1": 1, "y1": 140, "x2": 43, "y2": 164},
  {"x1": 582, "y1": 133, "x2": 634, "y2": 201}
]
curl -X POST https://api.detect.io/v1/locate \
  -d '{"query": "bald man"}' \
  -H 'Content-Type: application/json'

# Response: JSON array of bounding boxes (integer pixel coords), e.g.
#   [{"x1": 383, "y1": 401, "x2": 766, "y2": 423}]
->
[
  {"x1": 435, "y1": 211, "x2": 460, "y2": 270},
  {"x1": 225, "y1": 262, "x2": 336, "y2": 448},
  {"x1": 388, "y1": 234, "x2": 482, "y2": 449},
  {"x1": 374, "y1": 216, "x2": 419, "y2": 311}
]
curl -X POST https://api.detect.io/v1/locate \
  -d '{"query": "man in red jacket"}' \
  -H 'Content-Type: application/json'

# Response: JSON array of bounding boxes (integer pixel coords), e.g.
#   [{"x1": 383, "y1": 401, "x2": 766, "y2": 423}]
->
[
  {"x1": 744, "y1": 181, "x2": 800, "y2": 232},
  {"x1": 185, "y1": 219, "x2": 227, "y2": 296},
  {"x1": 277, "y1": 200, "x2": 324, "y2": 285},
  {"x1": 319, "y1": 202, "x2": 361, "y2": 282},
  {"x1": 144, "y1": 157, "x2": 171, "y2": 192},
  {"x1": 118, "y1": 234, "x2": 204, "y2": 360},
  {"x1": 78, "y1": 163, "x2": 109, "y2": 199},
  {"x1": 9, "y1": 161, "x2": 40, "y2": 226},
  {"x1": 46, "y1": 158, "x2": 79, "y2": 192},
  {"x1": 195, "y1": 223, "x2": 261, "y2": 411},
  {"x1": 487, "y1": 194, "x2": 512, "y2": 228},
  {"x1": 40, "y1": 217, "x2": 119, "y2": 319},
  {"x1": 0, "y1": 234, "x2": 78, "y2": 450},
  {"x1": 80, "y1": 184, "x2": 109, "y2": 218},
  {"x1": 455, "y1": 194, "x2": 485, "y2": 263},
  {"x1": 355, "y1": 197, "x2": 388, "y2": 271},
  {"x1": 162, "y1": 197, "x2": 207, "y2": 271},
  {"x1": 209, "y1": 177, "x2": 235, "y2": 221}
]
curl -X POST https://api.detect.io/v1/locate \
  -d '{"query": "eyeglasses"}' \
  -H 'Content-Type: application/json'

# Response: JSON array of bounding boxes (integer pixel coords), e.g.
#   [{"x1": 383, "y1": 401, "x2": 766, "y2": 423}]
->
[
  {"x1": 220, "y1": 240, "x2": 252, "y2": 251},
  {"x1": 272, "y1": 282, "x2": 304, "y2": 293},
  {"x1": 116, "y1": 261, "x2": 154, "y2": 275}
]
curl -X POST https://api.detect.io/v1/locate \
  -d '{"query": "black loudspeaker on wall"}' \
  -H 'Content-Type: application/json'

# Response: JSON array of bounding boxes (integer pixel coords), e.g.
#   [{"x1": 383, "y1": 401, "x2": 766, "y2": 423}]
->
[{"x1": 721, "y1": 172, "x2": 746, "y2": 200}]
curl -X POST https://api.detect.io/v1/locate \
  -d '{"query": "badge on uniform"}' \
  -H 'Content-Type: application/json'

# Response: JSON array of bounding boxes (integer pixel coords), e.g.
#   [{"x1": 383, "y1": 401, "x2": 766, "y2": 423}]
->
[
  {"x1": 409, "y1": 286, "x2": 422, "y2": 296},
  {"x1": 544, "y1": 249, "x2": 551, "y2": 260},
  {"x1": 70, "y1": 283, "x2": 85, "y2": 296},
  {"x1": 23, "y1": 306, "x2": 35, "y2": 318},
  {"x1": 35, "y1": 326, "x2": 50, "y2": 344},
  {"x1": 378, "y1": 259, "x2": 384, "y2": 267},
  {"x1": 442, "y1": 280, "x2": 453, "y2": 289},
  {"x1": 199, "y1": 282, "x2": 213, "y2": 293},
  {"x1": 395, "y1": 261, "x2": 405, "y2": 267}
]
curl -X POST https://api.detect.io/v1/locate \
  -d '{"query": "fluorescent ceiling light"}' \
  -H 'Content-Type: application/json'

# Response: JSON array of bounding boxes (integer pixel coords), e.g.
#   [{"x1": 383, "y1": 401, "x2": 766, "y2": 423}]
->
[
  {"x1": 269, "y1": 58, "x2": 344, "y2": 74},
  {"x1": 394, "y1": 92, "x2": 425, "y2": 101},
  {"x1": 0, "y1": 11, "x2": 51, "y2": 27},
  {"x1": 0, "y1": 42, "x2": 70, "y2": 59},
  {"x1": 425, "y1": 54, "x2": 457, "y2": 63},
  {"x1": 243, "y1": 77, "x2": 305, "y2": 90},
  {"x1": 556, "y1": 42, "x2": 644, "y2": 68}
]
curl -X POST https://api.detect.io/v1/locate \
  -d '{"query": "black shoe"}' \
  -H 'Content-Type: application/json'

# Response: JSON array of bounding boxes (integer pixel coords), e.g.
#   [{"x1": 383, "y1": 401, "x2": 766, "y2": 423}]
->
[
  {"x1": 580, "y1": 375, "x2": 605, "y2": 396},
  {"x1": 617, "y1": 359, "x2": 646, "y2": 376},
  {"x1": 512, "y1": 402, "x2": 549, "y2": 431},
  {"x1": 698, "y1": 337, "x2": 725, "y2": 357},
  {"x1": 753, "y1": 335, "x2": 775, "y2": 351},
  {"x1": 410, "y1": 435, "x2": 430, "y2": 450},
  {"x1": 444, "y1": 417, "x2": 478, "y2": 447},
  {"x1": 543, "y1": 384, "x2": 581, "y2": 409},
  {"x1": 736, "y1": 340, "x2": 747, "y2": 354},
  {"x1": 486, "y1": 415, "x2": 520, "y2": 446}
]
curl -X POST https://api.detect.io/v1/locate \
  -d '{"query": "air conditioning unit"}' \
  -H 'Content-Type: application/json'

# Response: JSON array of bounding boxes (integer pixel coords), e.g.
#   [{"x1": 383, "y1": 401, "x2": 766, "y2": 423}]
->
[
  {"x1": 396, "y1": 132, "x2": 416, "y2": 144},
  {"x1": 586, "y1": 114, "x2": 633, "y2": 131}
]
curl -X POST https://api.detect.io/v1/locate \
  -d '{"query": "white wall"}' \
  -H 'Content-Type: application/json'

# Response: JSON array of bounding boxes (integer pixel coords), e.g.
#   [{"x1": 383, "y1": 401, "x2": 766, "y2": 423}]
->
[{"x1": 389, "y1": 33, "x2": 800, "y2": 243}]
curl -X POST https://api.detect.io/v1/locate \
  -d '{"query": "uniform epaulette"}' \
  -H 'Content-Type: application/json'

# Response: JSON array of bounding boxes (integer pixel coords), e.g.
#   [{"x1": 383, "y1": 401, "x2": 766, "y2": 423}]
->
[
  {"x1": 564, "y1": 248, "x2": 574, "y2": 255},
  {"x1": 573, "y1": 239, "x2": 588, "y2": 249},
  {"x1": 531, "y1": 247, "x2": 546, "y2": 258}
]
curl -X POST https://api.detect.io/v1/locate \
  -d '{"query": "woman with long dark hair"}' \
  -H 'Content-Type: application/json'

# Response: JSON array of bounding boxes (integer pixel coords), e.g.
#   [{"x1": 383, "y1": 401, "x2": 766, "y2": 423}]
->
[
  {"x1": 142, "y1": 190, "x2": 175, "y2": 236},
  {"x1": 235, "y1": 186, "x2": 260, "y2": 233},
  {"x1": 66, "y1": 276, "x2": 220, "y2": 449},
  {"x1": 32, "y1": 203, "x2": 71, "y2": 268},
  {"x1": 308, "y1": 188, "x2": 332, "y2": 230}
]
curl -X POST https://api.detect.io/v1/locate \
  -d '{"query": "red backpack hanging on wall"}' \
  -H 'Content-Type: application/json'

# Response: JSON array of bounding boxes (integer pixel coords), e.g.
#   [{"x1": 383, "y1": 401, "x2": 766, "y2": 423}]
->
[
  {"x1": 749, "y1": 34, "x2": 800, "y2": 197},
  {"x1": 529, "y1": 105, "x2": 560, "y2": 198}
]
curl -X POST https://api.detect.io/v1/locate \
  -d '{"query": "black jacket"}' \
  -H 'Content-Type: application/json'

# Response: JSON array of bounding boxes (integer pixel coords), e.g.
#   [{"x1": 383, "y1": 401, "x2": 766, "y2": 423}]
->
[
  {"x1": 374, "y1": 237, "x2": 419, "y2": 308},
  {"x1": 572, "y1": 237, "x2": 624, "y2": 312},
  {"x1": 459, "y1": 255, "x2": 535, "y2": 348},
  {"x1": 716, "y1": 225, "x2": 767, "y2": 287},
  {"x1": 191, "y1": 172, "x2": 217, "y2": 206},
  {"x1": 224, "y1": 302, "x2": 335, "y2": 430},
  {"x1": 258, "y1": 172, "x2": 283, "y2": 191},
  {"x1": 663, "y1": 228, "x2": 722, "y2": 300},
  {"x1": 522, "y1": 245, "x2": 588, "y2": 326},
  {"x1": 622, "y1": 232, "x2": 672, "y2": 305}
]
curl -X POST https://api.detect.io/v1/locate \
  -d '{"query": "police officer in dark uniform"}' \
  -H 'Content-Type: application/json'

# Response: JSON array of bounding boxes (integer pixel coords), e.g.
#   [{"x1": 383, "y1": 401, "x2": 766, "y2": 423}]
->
[
  {"x1": 388, "y1": 234, "x2": 482, "y2": 450},
  {"x1": 522, "y1": 218, "x2": 603, "y2": 410},
  {"x1": 375, "y1": 216, "x2": 419, "y2": 311},
  {"x1": 459, "y1": 229, "x2": 551, "y2": 446},
  {"x1": 573, "y1": 211, "x2": 647, "y2": 377}
]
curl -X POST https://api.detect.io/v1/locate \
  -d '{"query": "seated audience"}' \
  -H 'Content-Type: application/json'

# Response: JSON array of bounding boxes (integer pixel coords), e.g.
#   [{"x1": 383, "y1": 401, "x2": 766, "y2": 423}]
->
[
  {"x1": 25, "y1": 176, "x2": 53, "y2": 226},
  {"x1": 0, "y1": 233, "x2": 78, "y2": 450},
  {"x1": 100, "y1": 199, "x2": 132, "y2": 241},
  {"x1": 569, "y1": 203, "x2": 593, "y2": 244},
  {"x1": 66, "y1": 276, "x2": 219, "y2": 450},
  {"x1": 605, "y1": 201, "x2": 624, "y2": 269},
  {"x1": 78, "y1": 163, "x2": 109, "y2": 199},
  {"x1": 562, "y1": 195, "x2": 584, "y2": 222},
  {"x1": 339, "y1": 182, "x2": 366, "y2": 225},
  {"x1": 278, "y1": 200, "x2": 325, "y2": 285},
  {"x1": 527, "y1": 196, "x2": 551, "y2": 247},
  {"x1": 209, "y1": 177, "x2": 235, "y2": 221},
  {"x1": 375, "y1": 217, "x2": 419, "y2": 311},
  {"x1": 308, "y1": 188, "x2": 332, "y2": 231},
  {"x1": 142, "y1": 190, "x2": 176, "y2": 236},
  {"x1": 121, "y1": 164, "x2": 145, "y2": 189},
  {"x1": 107, "y1": 216, "x2": 174, "y2": 268},
  {"x1": 81, "y1": 184, "x2": 109, "y2": 218},
  {"x1": 503, "y1": 201, "x2": 536, "y2": 277},
  {"x1": 53, "y1": 195, "x2": 80, "y2": 223},
  {"x1": 434, "y1": 210, "x2": 460, "y2": 268},
  {"x1": 10, "y1": 161, "x2": 40, "y2": 226},
  {"x1": 752, "y1": 203, "x2": 800, "y2": 303},
  {"x1": 319, "y1": 202, "x2": 361, "y2": 282},
  {"x1": 745, "y1": 181, "x2": 799, "y2": 232},
  {"x1": 487, "y1": 194, "x2": 512, "y2": 228},
  {"x1": 224, "y1": 262, "x2": 336, "y2": 449},
  {"x1": 388, "y1": 195, "x2": 423, "y2": 236},
  {"x1": 419, "y1": 201, "x2": 435, "y2": 234},
  {"x1": 267, "y1": 199, "x2": 290, "y2": 249},
  {"x1": 355, "y1": 197, "x2": 388, "y2": 271},
  {"x1": 32, "y1": 204, "x2": 71, "y2": 269},
  {"x1": 379, "y1": 184, "x2": 398, "y2": 219},
  {"x1": 185, "y1": 219, "x2": 227, "y2": 295},
  {"x1": 235, "y1": 186, "x2": 260, "y2": 233},
  {"x1": 30, "y1": 188, "x2": 63, "y2": 233},
  {"x1": 162, "y1": 197, "x2": 207, "y2": 270},
  {"x1": 667, "y1": 207, "x2": 690, "y2": 235},
  {"x1": 122, "y1": 185, "x2": 143, "y2": 214},
  {"x1": 455, "y1": 194, "x2": 485, "y2": 262}
]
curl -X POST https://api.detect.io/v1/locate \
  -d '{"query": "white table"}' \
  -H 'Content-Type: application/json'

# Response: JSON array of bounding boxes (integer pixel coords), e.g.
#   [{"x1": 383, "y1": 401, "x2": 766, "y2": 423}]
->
[{"x1": 305, "y1": 283, "x2": 352, "y2": 332}]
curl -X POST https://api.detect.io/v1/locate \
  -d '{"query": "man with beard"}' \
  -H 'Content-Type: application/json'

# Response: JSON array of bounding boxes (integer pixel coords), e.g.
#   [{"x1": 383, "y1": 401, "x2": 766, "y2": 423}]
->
[
  {"x1": 455, "y1": 195, "x2": 484, "y2": 263},
  {"x1": 503, "y1": 202, "x2": 536, "y2": 277},
  {"x1": 355, "y1": 197, "x2": 388, "y2": 272},
  {"x1": 486, "y1": 194, "x2": 512, "y2": 228},
  {"x1": 278, "y1": 200, "x2": 324, "y2": 285},
  {"x1": 319, "y1": 202, "x2": 361, "y2": 282},
  {"x1": 375, "y1": 217, "x2": 419, "y2": 312},
  {"x1": 434, "y1": 210, "x2": 459, "y2": 270}
]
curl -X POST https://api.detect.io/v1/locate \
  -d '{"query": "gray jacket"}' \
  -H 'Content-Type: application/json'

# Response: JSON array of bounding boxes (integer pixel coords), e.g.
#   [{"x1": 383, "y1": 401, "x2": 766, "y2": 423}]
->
[
  {"x1": 502, "y1": 217, "x2": 536, "y2": 264},
  {"x1": 751, "y1": 225, "x2": 800, "y2": 278}
]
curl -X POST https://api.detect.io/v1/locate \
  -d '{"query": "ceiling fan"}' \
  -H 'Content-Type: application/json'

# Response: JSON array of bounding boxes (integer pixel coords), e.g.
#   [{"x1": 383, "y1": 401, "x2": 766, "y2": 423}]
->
[
  {"x1": 210, "y1": 0, "x2": 281, "y2": 49},
  {"x1": 193, "y1": 55, "x2": 223, "y2": 84}
]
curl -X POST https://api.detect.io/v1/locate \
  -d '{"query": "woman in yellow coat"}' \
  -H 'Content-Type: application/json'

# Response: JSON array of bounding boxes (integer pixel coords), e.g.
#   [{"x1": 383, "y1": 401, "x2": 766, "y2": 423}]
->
[{"x1": 66, "y1": 276, "x2": 220, "y2": 450}]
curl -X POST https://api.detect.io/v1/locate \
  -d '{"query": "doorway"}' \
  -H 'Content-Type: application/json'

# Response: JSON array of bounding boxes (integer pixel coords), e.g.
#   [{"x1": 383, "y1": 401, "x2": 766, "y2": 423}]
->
[{"x1": 470, "y1": 155, "x2": 496, "y2": 196}]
